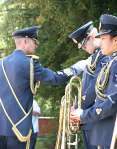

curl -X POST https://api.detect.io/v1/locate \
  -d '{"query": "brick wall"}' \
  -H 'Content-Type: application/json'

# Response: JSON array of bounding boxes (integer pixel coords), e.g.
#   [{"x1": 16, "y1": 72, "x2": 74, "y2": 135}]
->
[{"x1": 38, "y1": 117, "x2": 58, "y2": 136}]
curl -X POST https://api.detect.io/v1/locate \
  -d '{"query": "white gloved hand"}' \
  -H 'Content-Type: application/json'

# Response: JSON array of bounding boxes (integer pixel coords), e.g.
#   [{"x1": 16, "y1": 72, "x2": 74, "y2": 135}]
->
[
  {"x1": 62, "y1": 67, "x2": 73, "y2": 76},
  {"x1": 57, "y1": 68, "x2": 73, "y2": 77},
  {"x1": 73, "y1": 108, "x2": 83, "y2": 117}
]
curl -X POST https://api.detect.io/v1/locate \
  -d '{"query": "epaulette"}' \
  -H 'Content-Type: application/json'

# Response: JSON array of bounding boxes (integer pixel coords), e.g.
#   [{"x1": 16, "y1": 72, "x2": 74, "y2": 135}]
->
[{"x1": 27, "y1": 55, "x2": 39, "y2": 60}]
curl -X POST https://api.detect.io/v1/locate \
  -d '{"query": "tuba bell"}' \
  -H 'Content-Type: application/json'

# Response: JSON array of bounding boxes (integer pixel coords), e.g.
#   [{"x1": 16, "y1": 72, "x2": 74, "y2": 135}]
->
[{"x1": 55, "y1": 76, "x2": 82, "y2": 149}]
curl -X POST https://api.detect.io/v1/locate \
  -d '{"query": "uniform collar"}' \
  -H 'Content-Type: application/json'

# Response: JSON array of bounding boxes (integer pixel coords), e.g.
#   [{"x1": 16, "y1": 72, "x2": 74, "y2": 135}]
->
[{"x1": 14, "y1": 49, "x2": 26, "y2": 55}]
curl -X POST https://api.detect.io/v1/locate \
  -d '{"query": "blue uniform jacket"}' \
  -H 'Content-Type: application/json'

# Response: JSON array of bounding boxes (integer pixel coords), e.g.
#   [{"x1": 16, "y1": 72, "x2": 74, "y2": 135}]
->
[
  {"x1": 81, "y1": 51, "x2": 109, "y2": 131},
  {"x1": 82, "y1": 51, "x2": 109, "y2": 109},
  {"x1": 0, "y1": 50, "x2": 68, "y2": 137},
  {"x1": 80, "y1": 55, "x2": 117, "y2": 146}
]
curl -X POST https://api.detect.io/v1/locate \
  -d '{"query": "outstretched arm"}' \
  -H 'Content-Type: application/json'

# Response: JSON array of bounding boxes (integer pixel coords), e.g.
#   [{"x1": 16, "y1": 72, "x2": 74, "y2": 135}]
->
[{"x1": 61, "y1": 57, "x2": 91, "y2": 76}]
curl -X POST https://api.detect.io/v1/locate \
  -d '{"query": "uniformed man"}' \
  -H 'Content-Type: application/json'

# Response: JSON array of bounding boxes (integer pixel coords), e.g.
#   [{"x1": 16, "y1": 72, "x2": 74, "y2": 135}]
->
[
  {"x1": 53, "y1": 20, "x2": 108, "y2": 149},
  {"x1": 65, "y1": 21, "x2": 109, "y2": 149},
  {"x1": 63, "y1": 21, "x2": 99, "y2": 77},
  {"x1": 0, "y1": 26, "x2": 70, "y2": 149},
  {"x1": 70, "y1": 14, "x2": 117, "y2": 149}
]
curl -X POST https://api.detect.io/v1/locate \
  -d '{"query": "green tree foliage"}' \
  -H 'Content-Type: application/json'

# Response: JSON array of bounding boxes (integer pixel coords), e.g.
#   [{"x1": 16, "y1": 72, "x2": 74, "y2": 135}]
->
[{"x1": 0, "y1": 0, "x2": 117, "y2": 116}]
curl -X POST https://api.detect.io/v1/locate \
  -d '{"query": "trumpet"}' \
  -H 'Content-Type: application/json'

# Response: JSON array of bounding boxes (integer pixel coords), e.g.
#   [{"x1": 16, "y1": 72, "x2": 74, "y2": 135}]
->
[{"x1": 55, "y1": 76, "x2": 82, "y2": 149}]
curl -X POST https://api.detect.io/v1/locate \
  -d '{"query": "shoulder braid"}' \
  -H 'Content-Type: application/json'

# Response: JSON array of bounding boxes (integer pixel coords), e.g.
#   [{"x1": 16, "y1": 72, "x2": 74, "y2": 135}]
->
[
  {"x1": 27, "y1": 55, "x2": 40, "y2": 94},
  {"x1": 95, "y1": 55, "x2": 117, "y2": 100},
  {"x1": 87, "y1": 50, "x2": 101, "y2": 75}
]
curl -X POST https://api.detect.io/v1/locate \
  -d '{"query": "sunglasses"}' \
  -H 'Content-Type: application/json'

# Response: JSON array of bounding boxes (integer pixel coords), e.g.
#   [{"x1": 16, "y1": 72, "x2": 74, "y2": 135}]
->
[
  {"x1": 72, "y1": 38, "x2": 85, "y2": 49},
  {"x1": 72, "y1": 36, "x2": 91, "y2": 49}
]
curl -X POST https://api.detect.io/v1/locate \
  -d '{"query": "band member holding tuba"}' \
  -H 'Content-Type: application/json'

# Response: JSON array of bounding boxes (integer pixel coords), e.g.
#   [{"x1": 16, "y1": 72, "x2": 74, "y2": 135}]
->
[
  {"x1": 70, "y1": 14, "x2": 117, "y2": 149},
  {"x1": 56, "y1": 20, "x2": 108, "y2": 149},
  {"x1": 67, "y1": 21, "x2": 109, "y2": 149}
]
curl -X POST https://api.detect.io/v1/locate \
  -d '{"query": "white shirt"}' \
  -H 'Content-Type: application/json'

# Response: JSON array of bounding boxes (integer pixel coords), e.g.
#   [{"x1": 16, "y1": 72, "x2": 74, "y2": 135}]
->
[
  {"x1": 32, "y1": 100, "x2": 41, "y2": 133},
  {"x1": 71, "y1": 57, "x2": 91, "y2": 72},
  {"x1": 60, "y1": 57, "x2": 92, "y2": 77}
]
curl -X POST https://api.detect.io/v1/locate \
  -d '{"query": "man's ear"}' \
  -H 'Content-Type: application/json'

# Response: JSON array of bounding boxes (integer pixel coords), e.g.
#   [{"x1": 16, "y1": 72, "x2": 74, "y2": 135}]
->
[
  {"x1": 24, "y1": 38, "x2": 27, "y2": 44},
  {"x1": 114, "y1": 36, "x2": 117, "y2": 42},
  {"x1": 113, "y1": 36, "x2": 117, "y2": 44},
  {"x1": 113, "y1": 36, "x2": 117, "y2": 50}
]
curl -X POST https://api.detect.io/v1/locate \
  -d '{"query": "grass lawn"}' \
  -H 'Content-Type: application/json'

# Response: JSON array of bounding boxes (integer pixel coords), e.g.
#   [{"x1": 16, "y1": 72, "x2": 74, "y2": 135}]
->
[
  {"x1": 35, "y1": 140, "x2": 45, "y2": 149},
  {"x1": 35, "y1": 136, "x2": 55, "y2": 149},
  {"x1": 35, "y1": 133, "x2": 84, "y2": 149}
]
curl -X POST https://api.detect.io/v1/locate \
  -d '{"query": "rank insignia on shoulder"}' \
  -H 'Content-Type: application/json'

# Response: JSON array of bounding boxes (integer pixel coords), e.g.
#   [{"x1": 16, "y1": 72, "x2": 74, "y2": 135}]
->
[
  {"x1": 96, "y1": 108, "x2": 102, "y2": 115},
  {"x1": 27, "y1": 55, "x2": 39, "y2": 60}
]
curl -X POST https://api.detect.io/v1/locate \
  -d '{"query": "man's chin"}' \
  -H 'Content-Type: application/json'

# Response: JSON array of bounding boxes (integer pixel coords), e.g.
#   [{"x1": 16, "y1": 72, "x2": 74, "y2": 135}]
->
[
  {"x1": 102, "y1": 50, "x2": 110, "y2": 56},
  {"x1": 29, "y1": 49, "x2": 36, "y2": 55}
]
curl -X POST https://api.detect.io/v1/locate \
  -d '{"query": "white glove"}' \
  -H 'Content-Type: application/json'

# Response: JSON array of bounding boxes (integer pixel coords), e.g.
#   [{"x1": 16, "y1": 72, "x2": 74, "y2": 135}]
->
[
  {"x1": 73, "y1": 108, "x2": 83, "y2": 117},
  {"x1": 62, "y1": 68, "x2": 73, "y2": 76}
]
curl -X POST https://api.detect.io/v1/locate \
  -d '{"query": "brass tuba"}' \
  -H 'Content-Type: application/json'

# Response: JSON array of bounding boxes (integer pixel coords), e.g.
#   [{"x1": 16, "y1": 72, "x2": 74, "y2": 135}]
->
[{"x1": 55, "y1": 76, "x2": 82, "y2": 149}]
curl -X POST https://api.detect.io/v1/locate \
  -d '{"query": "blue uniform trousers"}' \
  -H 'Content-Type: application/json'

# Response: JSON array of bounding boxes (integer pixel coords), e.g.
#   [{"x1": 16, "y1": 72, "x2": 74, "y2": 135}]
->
[
  {"x1": 82, "y1": 130, "x2": 97, "y2": 149},
  {"x1": 30, "y1": 133, "x2": 38, "y2": 149},
  {"x1": 0, "y1": 136, "x2": 26, "y2": 149}
]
